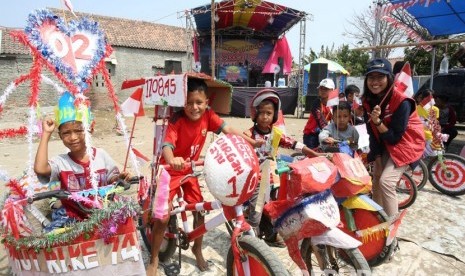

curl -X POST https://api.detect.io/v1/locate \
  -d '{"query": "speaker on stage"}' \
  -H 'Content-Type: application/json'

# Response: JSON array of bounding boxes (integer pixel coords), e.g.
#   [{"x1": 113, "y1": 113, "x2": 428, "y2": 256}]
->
[
  {"x1": 165, "y1": 60, "x2": 182, "y2": 74},
  {"x1": 308, "y1": 63, "x2": 328, "y2": 96},
  {"x1": 200, "y1": 55, "x2": 211, "y2": 75},
  {"x1": 305, "y1": 95, "x2": 318, "y2": 112}
]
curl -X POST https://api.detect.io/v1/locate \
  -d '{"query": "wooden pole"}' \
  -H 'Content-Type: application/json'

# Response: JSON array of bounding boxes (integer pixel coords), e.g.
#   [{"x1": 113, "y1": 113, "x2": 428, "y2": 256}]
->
[
  {"x1": 123, "y1": 116, "x2": 138, "y2": 171},
  {"x1": 211, "y1": 0, "x2": 216, "y2": 79},
  {"x1": 352, "y1": 38, "x2": 465, "y2": 51}
]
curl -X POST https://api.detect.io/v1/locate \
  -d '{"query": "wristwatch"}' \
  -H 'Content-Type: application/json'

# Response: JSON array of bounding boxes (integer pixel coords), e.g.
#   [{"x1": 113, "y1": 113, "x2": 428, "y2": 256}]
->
[{"x1": 374, "y1": 119, "x2": 382, "y2": 126}]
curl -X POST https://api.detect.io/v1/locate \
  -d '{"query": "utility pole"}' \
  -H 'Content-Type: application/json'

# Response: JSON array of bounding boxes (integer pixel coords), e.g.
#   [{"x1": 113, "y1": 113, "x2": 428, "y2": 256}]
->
[
  {"x1": 372, "y1": 0, "x2": 382, "y2": 59},
  {"x1": 211, "y1": 0, "x2": 216, "y2": 79}
]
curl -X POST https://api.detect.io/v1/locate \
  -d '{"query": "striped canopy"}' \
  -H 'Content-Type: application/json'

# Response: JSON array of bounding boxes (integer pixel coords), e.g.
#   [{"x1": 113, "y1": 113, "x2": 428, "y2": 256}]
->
[{"x1": 191, "y1": 0, "x2": 305, "y2": 38}]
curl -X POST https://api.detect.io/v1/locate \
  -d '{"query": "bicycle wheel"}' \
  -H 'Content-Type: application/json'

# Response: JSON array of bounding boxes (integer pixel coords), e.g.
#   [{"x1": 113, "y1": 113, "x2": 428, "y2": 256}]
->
[
  {"x1": 396, "y1": 172, "x2": 418, "y2": 209},
  {"x1": 300, "y1": 238, "x2": 371, "y2": 275},
  {"x1": 226, "y1": 235, "x2": 289, "y2": 276},
  {"x1": 428, "y1": 153, "x2": 465, "y2": 196},
  {"x1": 339, "y1": 208, "x2": 394, "y2": 267},
  {"x1": 404, "y1": 159, "x2": 428, "y2": 191},
  {"x1": 139, "y1": 198, "x2": 178, "y2": 262}
]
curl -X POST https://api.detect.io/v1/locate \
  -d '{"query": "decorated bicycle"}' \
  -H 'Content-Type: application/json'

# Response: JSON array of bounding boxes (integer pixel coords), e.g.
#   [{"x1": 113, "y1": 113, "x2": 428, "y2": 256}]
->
[
  {"x1": 0, "y1": 9, "x2": 148, "y2": 275},
  {"x1": 121, "y1": 72, "x2": 289, "y2": 275}
]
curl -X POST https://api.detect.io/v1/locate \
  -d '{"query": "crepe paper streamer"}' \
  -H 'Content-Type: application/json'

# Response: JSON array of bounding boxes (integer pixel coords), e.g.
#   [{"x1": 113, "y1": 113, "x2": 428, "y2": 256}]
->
[
  {"x1": 271, "y1": 126, "x2": 283, "y2": 158},
  {"x1": 356, "y1": 222, "x2": 389, "y2": 244},
  {"x1": 152, "y1": 167, "x2": 170, "y2": 219},
  {"x1": 69, "y1": 193, "x2": 102, "y2": 209},
  {"x1": 255, "y1": 159, "x2": 271, "y2": 214},
  {"x1": 0, "y1": 126, "x2": 28, "y2": 140},
  {"x1": 2, "y1": 199, "x2": 31, "y2": 239}
]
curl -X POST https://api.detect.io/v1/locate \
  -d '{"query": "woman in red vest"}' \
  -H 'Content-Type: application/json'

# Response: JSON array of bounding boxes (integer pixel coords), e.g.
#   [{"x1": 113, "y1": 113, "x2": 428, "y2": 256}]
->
[{"x1": 362, "y1": 58, "x2": 425, "y2": 219}]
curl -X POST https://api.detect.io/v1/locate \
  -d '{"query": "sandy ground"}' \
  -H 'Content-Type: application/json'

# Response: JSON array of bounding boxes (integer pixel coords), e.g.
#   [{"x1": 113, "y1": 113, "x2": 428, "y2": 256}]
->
[{"x1": 1, "y1": 109, "x2": 465, "y2": 275}]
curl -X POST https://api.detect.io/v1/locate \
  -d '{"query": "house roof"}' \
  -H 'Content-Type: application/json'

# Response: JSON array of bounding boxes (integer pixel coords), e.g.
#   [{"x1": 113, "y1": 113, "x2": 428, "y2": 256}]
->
[
  {"x1": 1, "y1": 8, "x2": 189, "y2": 55},
  {"x1": 0, "y1": 26, "x2": 30, "y2": 55}
]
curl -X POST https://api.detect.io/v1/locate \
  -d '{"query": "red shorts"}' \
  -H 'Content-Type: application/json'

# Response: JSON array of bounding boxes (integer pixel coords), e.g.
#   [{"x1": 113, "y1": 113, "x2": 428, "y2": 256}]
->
[{"x1": 169, "y1": 174, "x2": 203, "y2": 204}]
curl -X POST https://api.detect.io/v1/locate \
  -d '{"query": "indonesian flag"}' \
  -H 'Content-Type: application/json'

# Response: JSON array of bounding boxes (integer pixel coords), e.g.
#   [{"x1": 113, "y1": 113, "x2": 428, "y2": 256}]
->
[
  {"x1": 326, "y1": 89, "x2": 340, "y2": 107},
  {"x1": 394, "y1": 62, "x2": 414, "y2": 98},
  {"x1": 420, "y1": 94, "x2": 435, "y2": 111},
  {"x1": 132, "y1": 147, "x2": 150, "y2": 167},
  {"x1": 352, "y1": 97, "x2": 362, "y2": 110},
  {"x1": 121, "y1": 87, "x2": 145, "y2": 117},
  {"x1": 61, "y1": 0, "x2": 77, "y2": 17}
]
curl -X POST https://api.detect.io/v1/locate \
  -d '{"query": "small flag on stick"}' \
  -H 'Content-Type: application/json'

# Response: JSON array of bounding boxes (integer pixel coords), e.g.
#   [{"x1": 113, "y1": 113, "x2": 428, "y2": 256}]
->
[
  {"x1": 326, "y1": 89, "x2": 340, "y2": 107},
  {"x1": 394, "y1": 63, "x2": 414, "y2": 98},
  {"x1": 121, "y1": 88, "x2": 145, "y2": 117},
  {"x1": 420, "y1": 94, "x2": 435, "y2": 111}
]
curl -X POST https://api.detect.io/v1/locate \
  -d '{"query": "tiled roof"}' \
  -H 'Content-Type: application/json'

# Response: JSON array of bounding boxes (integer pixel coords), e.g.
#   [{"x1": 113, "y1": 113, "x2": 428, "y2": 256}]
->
[
  {"x1": 1, "y1": 8, "x2": 189, "y2": 55},
  {"x1": 0, "y1": 26, "x2": 30, "y2": 55}
]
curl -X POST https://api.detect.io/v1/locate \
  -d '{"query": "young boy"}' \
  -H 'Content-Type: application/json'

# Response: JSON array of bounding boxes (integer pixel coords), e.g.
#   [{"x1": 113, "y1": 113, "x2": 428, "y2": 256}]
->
[
  {"x1": 244, "y1": 89, "x2": 323, "y2": 247},
  {"x1": 303, "y1": 78, "x2": 334, "y2": 149},
  {"x1": 318, "y1": 101, "x2": 360, "y2": 152},
  {"x1": 147, "y1": 78, "x2": 260, "y2": 275},
  {"x1": 345, "y1": 84, "x2": 364, "y2": 125},
  {"x1": 34, "y1": 92, "x2": 130, "y2": 226}
]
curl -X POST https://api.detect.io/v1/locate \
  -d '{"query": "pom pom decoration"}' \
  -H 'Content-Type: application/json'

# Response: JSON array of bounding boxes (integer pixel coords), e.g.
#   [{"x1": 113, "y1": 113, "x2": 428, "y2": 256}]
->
[{"x1": 203, "y1": 134, "x2": 260, "y2": 206}]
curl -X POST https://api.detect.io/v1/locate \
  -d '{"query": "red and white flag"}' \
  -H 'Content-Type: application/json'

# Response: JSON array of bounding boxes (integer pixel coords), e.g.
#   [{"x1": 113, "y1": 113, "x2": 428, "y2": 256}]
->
[
  {"x1": 420, "y1": 94, "x2": 435, "y2": 111},
  {"x1": 326, "y1": 89, "x2": 340, "y2": 107},
  {"x1": 61, "y1": 0, "x2": 77, "y2": 17},
  {"x1": 352, "y1": 97, "x2": 362, "y2": 110},
  {"x1": 121, "y1": 87, "x2": 145, "y2": 117},
  {"x1": 132, "y1": 147, "x2": 150, "y2": 167},
  {"x1": 394, "y1": 62, "x2": 414, "y2": 98}
]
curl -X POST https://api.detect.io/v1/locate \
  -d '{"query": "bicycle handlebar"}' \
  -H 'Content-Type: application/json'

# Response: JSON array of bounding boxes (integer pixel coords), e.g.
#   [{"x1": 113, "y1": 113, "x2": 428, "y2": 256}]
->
[
  {"x1": 27, "y1": 176, "x2": 143, "y2": 204},
  {"x1": 161, "y1": 160, "x2": 204, "y2": 170}
]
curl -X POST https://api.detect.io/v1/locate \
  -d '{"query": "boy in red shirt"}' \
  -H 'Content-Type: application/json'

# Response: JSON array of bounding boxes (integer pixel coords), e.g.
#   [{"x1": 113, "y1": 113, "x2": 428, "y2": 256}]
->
[
  {"x1": 147, "y1": 78, "x2": 260, "y2": 275},
  {"x1": 303, "y1": 78, "x2": 334, "y2": 149}
]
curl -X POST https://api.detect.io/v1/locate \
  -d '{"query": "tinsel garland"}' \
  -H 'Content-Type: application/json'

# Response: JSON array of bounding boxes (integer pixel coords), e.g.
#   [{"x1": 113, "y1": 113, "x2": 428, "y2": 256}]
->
[
  {"x1": 273, "y1": 189, "x2": 332, "y2": 231},
  {"x1": 1, "y1": 200, "x2": 140, "y2": 250},
  {"x1": 0, "y1": 126, "x2": 28, "y2": 140}
]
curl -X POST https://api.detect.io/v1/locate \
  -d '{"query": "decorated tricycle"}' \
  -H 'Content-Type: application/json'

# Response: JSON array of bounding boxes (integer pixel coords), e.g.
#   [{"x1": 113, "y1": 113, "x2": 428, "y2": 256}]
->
[{"x1": 0, "y1": 8, "x2": 148, "y2": 275}]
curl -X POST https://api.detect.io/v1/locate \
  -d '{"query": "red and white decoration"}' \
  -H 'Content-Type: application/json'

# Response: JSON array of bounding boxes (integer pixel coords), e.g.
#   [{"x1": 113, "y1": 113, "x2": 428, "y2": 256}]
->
[
  {"x1": 394, "y1": 62, "x2": 414, "y2": 98},
  {"x1": 203, "y1": 134, "x2": 259, "y2": 206},
  {"x1": 326, "y1": 89, "x2": 340, "y2": 107},
  {"x1": 420, "y1": 94, "x2": 435, "y2": 111}
]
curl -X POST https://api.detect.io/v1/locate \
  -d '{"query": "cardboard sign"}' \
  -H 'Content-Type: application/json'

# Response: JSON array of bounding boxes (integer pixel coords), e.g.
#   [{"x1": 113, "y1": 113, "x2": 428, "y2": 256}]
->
[
  {"x1": 143, "y1": 74, "x2": 186, "y2": 106},
  {"x1": 7, "y1": 219, "x2": 145, "y2": 275}
]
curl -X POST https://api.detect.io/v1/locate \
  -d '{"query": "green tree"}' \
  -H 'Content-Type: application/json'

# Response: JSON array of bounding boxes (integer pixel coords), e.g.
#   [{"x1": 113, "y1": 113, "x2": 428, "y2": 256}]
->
[
  {"x1": 404, "y1": 42, "x2": 462, "y2": 75},
  {"x1": 335, "y1": 45, "x2": 370, "y2": 76}
]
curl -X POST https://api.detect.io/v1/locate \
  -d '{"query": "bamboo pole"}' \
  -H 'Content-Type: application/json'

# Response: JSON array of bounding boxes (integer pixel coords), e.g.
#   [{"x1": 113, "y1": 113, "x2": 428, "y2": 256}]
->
[
  {"x1": 353, "y1": 38, "x2": 465, "y2": 51},
  {"x1": 211, "y1": 0, "x2": 216, "y2": 79}
]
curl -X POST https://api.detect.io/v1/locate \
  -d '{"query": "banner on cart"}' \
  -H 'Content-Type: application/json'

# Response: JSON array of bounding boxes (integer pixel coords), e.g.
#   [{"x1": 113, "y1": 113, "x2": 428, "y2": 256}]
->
[
  {"x1": 7, "y1": 223, "x2": 145, "y2": 275},
  {"x1": 143, "y1": 74, "x2": 187, "y2": 106}
]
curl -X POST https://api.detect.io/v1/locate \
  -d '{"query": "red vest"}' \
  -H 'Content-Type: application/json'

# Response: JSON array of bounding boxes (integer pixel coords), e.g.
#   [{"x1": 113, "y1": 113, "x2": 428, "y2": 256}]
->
[{"x1": 365, "y1": 89, "x2": 425, "y2": 167}]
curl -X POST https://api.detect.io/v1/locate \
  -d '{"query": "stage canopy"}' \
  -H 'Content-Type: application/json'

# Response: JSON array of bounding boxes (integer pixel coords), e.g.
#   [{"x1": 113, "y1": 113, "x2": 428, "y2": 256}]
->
[
  {"x1": 191, "y1": 0, "x2": 305, "y2": 39},
  {"x1": 387, "y1": 0, "x2": 465, "y2": 36}
]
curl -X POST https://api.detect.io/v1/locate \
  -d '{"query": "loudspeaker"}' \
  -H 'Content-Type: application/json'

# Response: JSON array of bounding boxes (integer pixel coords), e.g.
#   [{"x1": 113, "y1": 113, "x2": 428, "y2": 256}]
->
[
  {"x1": 200, "y1": 55, "x2": 211, "y2": 75},
  {"x1": 305, "y1": 95, "x2": 318, "y2": 112},
  {"x1": 308, "y1": 63, "x2": 328, "y2": 95},
  {"x1": 165, "y1": 60, "x2": 182, "y2": 74}
]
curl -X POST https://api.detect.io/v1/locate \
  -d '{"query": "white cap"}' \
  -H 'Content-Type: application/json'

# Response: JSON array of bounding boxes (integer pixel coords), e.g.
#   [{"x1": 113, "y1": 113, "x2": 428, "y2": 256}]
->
[{"x1": 318, "y1": 78, "x2": 335, "y2": 89}]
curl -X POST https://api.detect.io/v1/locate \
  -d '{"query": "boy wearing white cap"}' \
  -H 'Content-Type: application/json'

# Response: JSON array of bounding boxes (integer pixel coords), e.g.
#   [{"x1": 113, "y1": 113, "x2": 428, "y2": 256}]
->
[{"x1": 302, "y1": 78, "x2": 335, "y2": 149}]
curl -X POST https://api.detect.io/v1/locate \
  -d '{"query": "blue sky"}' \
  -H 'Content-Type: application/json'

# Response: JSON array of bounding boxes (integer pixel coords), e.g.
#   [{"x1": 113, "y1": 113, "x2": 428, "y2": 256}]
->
[{"x1": 1, "y1": 0, "x2": 375, "y2": 59}]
